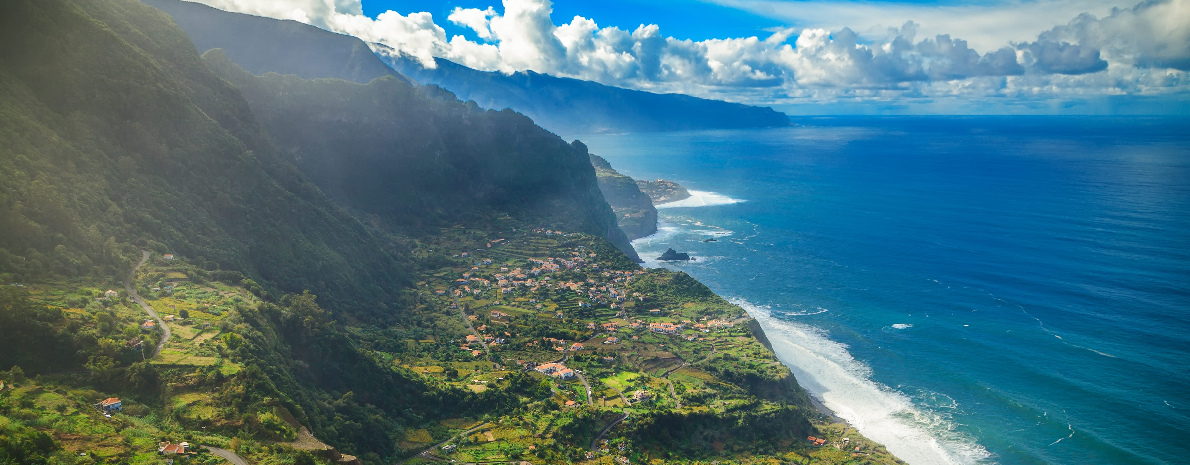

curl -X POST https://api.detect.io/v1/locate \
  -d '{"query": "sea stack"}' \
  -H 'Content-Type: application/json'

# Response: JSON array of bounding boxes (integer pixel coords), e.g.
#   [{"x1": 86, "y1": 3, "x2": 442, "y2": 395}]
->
[{"x1": 657, "y1": 248, "x2": 692, "y2": 261}]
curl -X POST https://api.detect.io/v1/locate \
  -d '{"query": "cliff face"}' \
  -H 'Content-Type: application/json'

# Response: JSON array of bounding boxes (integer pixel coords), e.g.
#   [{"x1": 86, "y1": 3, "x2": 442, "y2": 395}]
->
[
  {"x1": 205, "y1": 53, "x2": 639, "y2": 261},
  {"x1": 590, "y1": 155, "x2": 658, "y2": 240}
]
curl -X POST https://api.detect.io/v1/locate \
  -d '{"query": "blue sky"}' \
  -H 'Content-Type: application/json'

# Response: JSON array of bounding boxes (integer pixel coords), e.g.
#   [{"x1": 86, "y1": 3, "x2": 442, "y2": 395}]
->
[
  {"x1": 193, "y1": 0, "x2": 1190, "y2": 114},
  {"x1": 361, "y1": 0, "x2": 785, "y2": 42}
]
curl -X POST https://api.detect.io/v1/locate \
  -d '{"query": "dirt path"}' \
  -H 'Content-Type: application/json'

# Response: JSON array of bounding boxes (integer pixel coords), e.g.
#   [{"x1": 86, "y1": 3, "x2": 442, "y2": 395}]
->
[
  {"x1": 125, "y1": 251, "x2": 169, "y2": 358},
  {"x1": 453, "y1": 295, "x2": 494, "y2": 364},
  {"x1": 208, "y1": 447, "x2": 249, "y2": 465}
]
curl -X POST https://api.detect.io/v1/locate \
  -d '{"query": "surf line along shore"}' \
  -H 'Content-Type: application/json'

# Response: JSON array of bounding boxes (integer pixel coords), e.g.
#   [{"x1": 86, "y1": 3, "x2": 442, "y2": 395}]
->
[
  {"x1": 625, "y1": 187, "x2": 975, "y2": 464},
  {"x1": 744, "y1": 303, "x2": 983, "y2": 465}
]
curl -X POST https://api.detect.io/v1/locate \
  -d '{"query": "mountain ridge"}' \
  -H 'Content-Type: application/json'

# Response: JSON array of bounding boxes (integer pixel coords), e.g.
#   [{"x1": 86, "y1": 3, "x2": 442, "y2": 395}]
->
[
  {"x1": 383, "y1": 52, "x2": 791, "y2": 136},
  {"x1": 134, "y1": 0, "x2": 790, "y2": 137},
  {"x1": 140, "y1": 0, "x2": 407, "y2": 85}
]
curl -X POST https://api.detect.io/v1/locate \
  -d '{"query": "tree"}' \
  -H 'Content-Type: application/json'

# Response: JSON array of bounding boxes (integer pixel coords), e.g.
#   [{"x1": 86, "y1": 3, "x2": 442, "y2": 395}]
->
[{"x1": 179, "y1": 309, "x2": 189, "y2": 319}]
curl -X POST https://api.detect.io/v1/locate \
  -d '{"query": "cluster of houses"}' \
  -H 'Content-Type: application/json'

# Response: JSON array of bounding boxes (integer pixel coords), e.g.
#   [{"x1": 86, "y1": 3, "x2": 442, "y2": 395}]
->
[
  {"x1": 648, "y1": 322, "x2": 685, "y2": 334},
  {"x1": 533, "y1": 362, "x2": 576, "y2": 380}
]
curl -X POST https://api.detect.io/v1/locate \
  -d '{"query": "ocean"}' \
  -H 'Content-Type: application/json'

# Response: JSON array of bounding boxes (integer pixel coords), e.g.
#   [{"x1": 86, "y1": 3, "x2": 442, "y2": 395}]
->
[{"x1": 578, "y1": 117, "x2": 1190, "y2": 465}]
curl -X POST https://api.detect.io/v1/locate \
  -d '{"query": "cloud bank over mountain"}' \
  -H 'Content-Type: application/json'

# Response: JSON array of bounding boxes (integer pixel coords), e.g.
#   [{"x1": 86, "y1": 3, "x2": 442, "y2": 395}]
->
[{"x1": 187, "y1": 0, "x2": 1188, "y2": 111}]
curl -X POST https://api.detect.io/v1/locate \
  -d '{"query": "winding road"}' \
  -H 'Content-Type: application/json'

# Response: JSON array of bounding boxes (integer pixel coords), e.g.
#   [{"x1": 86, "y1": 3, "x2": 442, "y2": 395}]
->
[
  {"x1": 125, "y1": 251, "x2": 169, "y2": 358},
  {"x1": 589, "y1": 413, "x2": 629, "y2": 451}
]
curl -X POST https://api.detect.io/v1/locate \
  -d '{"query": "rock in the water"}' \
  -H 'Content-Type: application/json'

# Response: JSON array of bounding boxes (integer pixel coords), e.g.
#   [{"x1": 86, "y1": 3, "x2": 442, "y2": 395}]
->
[{"x1": 657, "y1": 248, "x2": 692, "y2": 261}]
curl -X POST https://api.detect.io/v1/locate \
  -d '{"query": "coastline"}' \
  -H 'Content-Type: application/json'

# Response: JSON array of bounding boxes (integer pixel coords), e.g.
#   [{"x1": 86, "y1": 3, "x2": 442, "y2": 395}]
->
[
  {"x1": 631, "y1": 208, "x2": 970, "y2": 465},
  {"x1": 631, "y1": 225, "x2": 858, "y2": 432}
]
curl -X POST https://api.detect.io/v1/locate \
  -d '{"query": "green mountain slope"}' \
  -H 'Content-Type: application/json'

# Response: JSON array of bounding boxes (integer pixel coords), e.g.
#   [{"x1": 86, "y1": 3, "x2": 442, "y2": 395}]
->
[
  {"x1": 0, "y1": 0, "x2": 408, "y2": 309},
  {"x1": 203, "y1": 53, "x2": 640, "y2": 261},
  {"x1": 0, "y1": 2, "x2": 906, "y2": 465}
]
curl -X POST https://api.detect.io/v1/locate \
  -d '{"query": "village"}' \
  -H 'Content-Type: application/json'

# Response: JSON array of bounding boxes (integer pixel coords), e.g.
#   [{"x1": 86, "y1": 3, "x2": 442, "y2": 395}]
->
[
  {"x1": 385, "y1": 227, "x2": 895, "y2": 464},
  {"x1": 1, "y1": 226, "x2": 901, "y2": 465}
]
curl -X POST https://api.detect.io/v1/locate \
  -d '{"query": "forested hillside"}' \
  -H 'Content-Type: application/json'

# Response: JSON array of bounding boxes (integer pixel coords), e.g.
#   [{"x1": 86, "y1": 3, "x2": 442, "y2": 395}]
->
[
  {"x1": 204, "y1": 52, "x2": 639, "y2": 261},
  {"x1": 0, "y1": 0, "x2": 404, "y2": 310}
]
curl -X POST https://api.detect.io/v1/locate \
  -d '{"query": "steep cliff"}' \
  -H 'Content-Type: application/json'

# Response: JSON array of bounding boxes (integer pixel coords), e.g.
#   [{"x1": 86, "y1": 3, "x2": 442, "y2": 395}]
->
[
  {"x1": 590, "y1": 155, "x2": 658, "y2": 240},
  {"x1": 204, "y1": 52, "x2": 639, "y2": 261}
]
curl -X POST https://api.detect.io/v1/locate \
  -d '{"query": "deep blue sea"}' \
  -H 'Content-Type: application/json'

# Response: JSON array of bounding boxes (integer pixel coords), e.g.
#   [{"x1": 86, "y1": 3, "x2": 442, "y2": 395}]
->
[{"x1": 579, "y1": 117, "x2": 1190, "y2": 465}]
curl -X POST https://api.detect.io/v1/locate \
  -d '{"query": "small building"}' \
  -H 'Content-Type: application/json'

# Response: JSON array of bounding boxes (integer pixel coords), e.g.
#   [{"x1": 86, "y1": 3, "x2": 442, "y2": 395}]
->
[
  {"x1": 158, "y1": 442, "x2": 188, "y2": 455},
  {"x1": 565, "y1": 400, "x2": 576, "y2": 407},
  {"x1": 648, "y1": 309, "x2": 661, "y2": 315},
  {"x1": 140, "y1": 320, "x2": 156, "y2": 331},
  {"x1": 605, "y1": 337, "x2": 619, "y2": 344},
  {"x1": 632, "y1": 390, "x2": 651, "y2": 402},
  {"x1": 97, "y1": 398, "x2": 122, "y2": 413},
  {"x1": 104, "y1": 289, "x2": 119, "y2": 299},
  {"x1": 164, "y1": 315, "x2": 175, "y2": 322},
  {"x1": 554, "y1": 368, "x2": 576, "y2": 380},
  {"x1": 441, "y1": 444, "x2": 457, "y2": 452},
  {"x1": 163, "y1": 254, "x2": 175, "y2": 260}
]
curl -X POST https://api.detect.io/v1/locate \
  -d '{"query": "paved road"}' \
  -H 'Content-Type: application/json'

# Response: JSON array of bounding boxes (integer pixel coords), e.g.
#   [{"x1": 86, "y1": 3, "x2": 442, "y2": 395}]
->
[
  {"x1": 576, "y1": 372, "x2": 593, "y2": 404},
  {"x1": 125, "y1": 251, "x2": 169, "y2": 358},
  {"x1": 590, "y1": 413, "x2": 629, "y2": 451},
  {"x1": 208, "y1": 447, "x2": 249, "y2": 465}
]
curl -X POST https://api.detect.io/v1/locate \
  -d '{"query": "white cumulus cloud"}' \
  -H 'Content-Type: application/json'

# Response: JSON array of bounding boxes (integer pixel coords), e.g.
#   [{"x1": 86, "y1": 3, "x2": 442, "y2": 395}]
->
[{"x1": 182, "y1": 0, "x2": 1190, "y2": 107}]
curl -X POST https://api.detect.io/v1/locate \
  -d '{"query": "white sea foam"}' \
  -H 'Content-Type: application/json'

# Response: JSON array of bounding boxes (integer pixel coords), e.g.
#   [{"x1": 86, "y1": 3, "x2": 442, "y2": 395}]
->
[
  {"x1": 655, "y1": 190, "x2": 745, "y2": 209},
  {"x1": 891, "y1": 323, "x2": 914, "y2": 330},
  {"x1": 733, "y1": 299, "x2": 992, "y2": 465}
]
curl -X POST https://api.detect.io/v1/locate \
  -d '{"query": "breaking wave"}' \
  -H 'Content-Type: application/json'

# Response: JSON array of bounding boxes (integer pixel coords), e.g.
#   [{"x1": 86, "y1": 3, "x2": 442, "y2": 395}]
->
[
  {"x1": 655, "y1": 190, "x2": 745, "y2": 209},
  {"x1": 733, "y1": 298, "x2": 991, "y2": 465}
]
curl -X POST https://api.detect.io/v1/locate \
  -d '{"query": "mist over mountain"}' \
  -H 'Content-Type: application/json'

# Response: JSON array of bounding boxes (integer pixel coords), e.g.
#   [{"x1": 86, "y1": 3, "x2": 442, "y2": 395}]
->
[
  {"x1": 204, "y1": 51, "x2": 639, "y2": 261},
  {"x1": 0, "y1": 0, "x2": 406, "y2": 310},
  {"x1": 141, "y1": 0, "x2": 406, "y2": 85},
  {"x1": 383, "y1": 53, "x2": 791, "y2": 136},
  {"x1": 139, "y1": 0, "x2": 790, "y2": 136}
]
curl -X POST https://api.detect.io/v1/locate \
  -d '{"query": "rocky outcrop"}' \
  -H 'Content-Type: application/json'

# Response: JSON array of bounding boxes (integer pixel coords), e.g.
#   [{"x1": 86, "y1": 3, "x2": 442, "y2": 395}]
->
[
  {"x1": 657, "y1": 249, "x2": 692, "y2": 261},
  {"x1": 637, "y1": 179, "x2": 692, "y2": 205}
]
